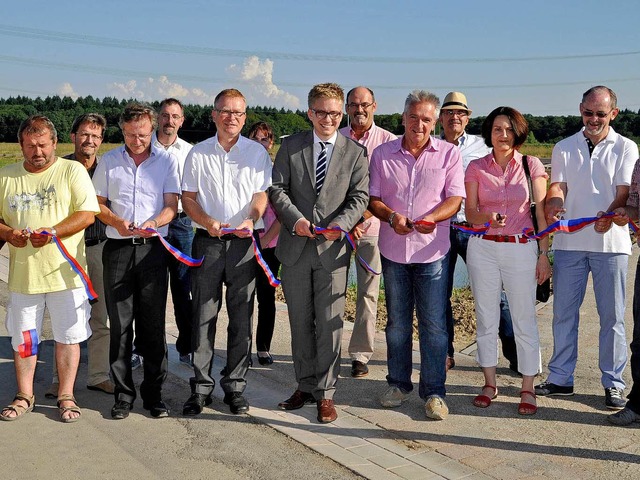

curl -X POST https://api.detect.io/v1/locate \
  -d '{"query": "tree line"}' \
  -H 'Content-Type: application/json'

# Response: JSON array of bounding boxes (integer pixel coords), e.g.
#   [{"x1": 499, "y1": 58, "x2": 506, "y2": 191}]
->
[{"x1": 0, "y1": 95, "x2": 639, "y2": 145}]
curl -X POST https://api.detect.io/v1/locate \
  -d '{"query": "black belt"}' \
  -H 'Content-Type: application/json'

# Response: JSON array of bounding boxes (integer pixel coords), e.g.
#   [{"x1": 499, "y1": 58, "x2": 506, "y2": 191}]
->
[
  {"x1": 177, "y1": 212, "x2": 188, "y2": 219},
  {"x1": 451, "y1": 221, "x2": 470, "y2": 227},
  {"x1": 196, "y1": 228, "x2": 238, "y2": 241},
  {"x1": 85, "y1": 238, "x2": 107, "y2": 247},
  {"x1": 109, "y1": 237, "x2": 160, "y2": 246}
]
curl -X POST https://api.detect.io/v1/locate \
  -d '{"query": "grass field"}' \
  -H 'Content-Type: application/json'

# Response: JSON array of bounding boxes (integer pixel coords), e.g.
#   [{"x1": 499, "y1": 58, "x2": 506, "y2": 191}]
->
[{"x1": 0, "y1": 142, "x2": 554, "y2": 168}]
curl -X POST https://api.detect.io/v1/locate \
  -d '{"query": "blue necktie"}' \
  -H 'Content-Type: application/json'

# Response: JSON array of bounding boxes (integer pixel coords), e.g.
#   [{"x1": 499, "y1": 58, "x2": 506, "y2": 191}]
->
[{"x1": 316, "y1": 141, "x2": 327, "y2": 194}]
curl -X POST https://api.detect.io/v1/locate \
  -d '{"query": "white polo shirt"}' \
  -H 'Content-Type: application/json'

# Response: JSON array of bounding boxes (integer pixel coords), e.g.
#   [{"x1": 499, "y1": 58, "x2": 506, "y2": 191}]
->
[
  {"x1": 550, "y1": 127, "x2": 638, "y2": 254},
  {"x1": 93, "y1": 145, "x2": 181, "y2": 238},
  {"x1": 153, "y1": 133, "x2": 192, "y2": 212},
  {"x1": 181, "y1": 134, "x2": 272, "y2": 230}
]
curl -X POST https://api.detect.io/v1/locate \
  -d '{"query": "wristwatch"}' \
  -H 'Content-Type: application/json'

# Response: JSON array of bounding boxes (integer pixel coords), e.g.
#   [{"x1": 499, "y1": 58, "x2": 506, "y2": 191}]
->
[
  {"x1": 388, "y1": 211, "x2": 397, "y2": 227},
  {"x1": 538, "y1": 250, "x2": 551, "y2": 258},
  {"x1": 50, "y1": 227, "x2": 57, "y2": 237}
]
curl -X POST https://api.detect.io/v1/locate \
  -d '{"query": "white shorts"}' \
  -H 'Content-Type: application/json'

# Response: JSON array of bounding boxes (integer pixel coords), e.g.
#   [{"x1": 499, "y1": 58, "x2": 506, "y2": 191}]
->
[{"x1": 5, "y1": 287, "x2": 92, "y2": 353}]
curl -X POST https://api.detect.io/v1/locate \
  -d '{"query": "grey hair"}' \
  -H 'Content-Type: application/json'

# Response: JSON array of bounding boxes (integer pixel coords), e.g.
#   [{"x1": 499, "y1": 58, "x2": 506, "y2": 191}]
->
[
  {"x1": 582, "y1": 85, "x2": 618, "y2": 110},
  {"x1": 404, "y1": 90, "x2": 440, "y2": 116}
]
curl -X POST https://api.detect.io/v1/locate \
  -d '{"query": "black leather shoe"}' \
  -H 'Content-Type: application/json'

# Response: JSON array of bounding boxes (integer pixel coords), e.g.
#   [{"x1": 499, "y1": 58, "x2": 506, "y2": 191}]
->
[
  {"x1": 278, "y1": 390, "x2": 315, "y2": 410},
  {"x1": 351, "y1": 360, "x2": 369, "y2": 378},
  {"x1": 143, "y1": 400, "x2": 170, "y2": 418},
  {"x1": 257, "y1": 353, "x2": 274, "y2": 365},
  {"x1": 111, "y1": 400, "x2": 133, "y2": 420},
  {"x1": 223, "y1": 392, "x2": 249, "y2": 414},
  {"x1": 182, "y1": 393, "x2": 213, "y2": 416}
]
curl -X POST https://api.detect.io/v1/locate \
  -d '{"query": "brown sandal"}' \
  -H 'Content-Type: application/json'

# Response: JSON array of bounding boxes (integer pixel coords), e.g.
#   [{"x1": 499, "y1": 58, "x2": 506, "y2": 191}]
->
[
  {"x1": 473, "y1": 385, "x2": 498, "y2": 408},
  {"x1": 57, "y1": 394, "x2": 82, "y2": 423},
  {"x1": 0, "y1": 392, "x2": 35, "y2": 421}
]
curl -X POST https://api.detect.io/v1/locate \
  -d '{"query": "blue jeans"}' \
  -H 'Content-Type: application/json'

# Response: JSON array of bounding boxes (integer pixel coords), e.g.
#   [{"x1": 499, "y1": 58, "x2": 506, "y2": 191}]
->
[
  {"x1": 547, "y1": 250, "x2": 628, "y2": 389},
  {"x1": 446, "y1": 227, "x2": 517, "y2": 364},
  {"x1": 382, "y1": 253, "x2": 449, "y2": 399},
  {"x1": 166, "y1": 214, "x2": 195, "y2": 356}
]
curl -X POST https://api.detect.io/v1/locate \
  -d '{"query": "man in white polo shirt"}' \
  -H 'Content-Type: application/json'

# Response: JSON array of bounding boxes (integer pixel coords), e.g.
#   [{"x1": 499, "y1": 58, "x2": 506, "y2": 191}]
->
[{"x1": 536, "y1": 86, "x2": 638, "y2": 411}]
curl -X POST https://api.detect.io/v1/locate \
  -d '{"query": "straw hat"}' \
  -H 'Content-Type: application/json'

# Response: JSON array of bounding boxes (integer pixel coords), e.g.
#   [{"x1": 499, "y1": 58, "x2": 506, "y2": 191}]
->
[{"x1": 441, "y1": 92, "x2": 472, "y2": 115}]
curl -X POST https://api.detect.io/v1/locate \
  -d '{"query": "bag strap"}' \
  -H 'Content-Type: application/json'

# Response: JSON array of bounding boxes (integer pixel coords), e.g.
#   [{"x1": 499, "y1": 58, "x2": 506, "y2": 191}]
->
[{"x1": 521, "y1": 155, "x2": 540, "y2": 234}]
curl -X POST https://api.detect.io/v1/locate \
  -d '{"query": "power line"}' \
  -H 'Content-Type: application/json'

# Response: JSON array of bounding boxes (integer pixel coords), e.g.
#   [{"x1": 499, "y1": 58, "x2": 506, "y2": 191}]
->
[
  {"x1": 1, "y1": 54, "x2": 639, "y2": 92},
  {"x1": 1, "y1": 24, "x2": 639, "y2": 64}
]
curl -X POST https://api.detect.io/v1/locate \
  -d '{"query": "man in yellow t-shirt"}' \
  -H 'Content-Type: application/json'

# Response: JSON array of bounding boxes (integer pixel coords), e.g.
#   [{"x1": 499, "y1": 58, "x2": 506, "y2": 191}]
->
[{"x1": 0, "y1": 115, "x2": 99, "y2": 423}]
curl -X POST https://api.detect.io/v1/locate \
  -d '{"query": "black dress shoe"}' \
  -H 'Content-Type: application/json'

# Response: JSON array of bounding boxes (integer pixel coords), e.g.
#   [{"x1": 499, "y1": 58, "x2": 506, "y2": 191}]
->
[
  {"x1": 278, "y1": 390, "x2": 315, "y2": 410},
  {"x1": 223, "y1": 392, "x2": 249, "y2": 414},
  {"x1": 182, "y1": 393, "x2": 213, "y2": 416},
  {"x1": 143, "y1": 400, "x2": 170, "y2": 418},
  {"x1": 257, "y1": 353, "x2": 274, "y2": 365},
  {"x1": 111, "y1": 400, "x2": 133, "y2": 420},
  {"x1": 351, "y1": 360, "x2": 369, "y2": 378}
]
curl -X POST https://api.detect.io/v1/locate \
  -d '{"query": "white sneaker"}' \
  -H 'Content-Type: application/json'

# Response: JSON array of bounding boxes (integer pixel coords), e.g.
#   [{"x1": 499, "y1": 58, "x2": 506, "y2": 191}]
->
[
  {"x1": 380, "y1": 386, "x2": 409, "y2": 408},
  {"x1": 425, "y1": 395, "x2": 449, "y2": 420}
]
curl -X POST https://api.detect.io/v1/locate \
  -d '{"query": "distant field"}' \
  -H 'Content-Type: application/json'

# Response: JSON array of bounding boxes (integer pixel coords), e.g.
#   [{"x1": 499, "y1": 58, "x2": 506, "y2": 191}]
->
[
  {"x1": 0, "y1": 141, "x2": 553, "y2": 168},
  {"x1": 0, "y1": 142, "x2": 122, "y2": 168}
]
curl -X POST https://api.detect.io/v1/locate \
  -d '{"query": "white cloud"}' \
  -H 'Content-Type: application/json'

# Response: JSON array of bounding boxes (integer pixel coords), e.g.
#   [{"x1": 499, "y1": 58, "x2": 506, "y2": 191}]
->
[
  {"x1": 227, "y1": 56, "x2": 300, "y2": 109},
  {"x1": 59, "y1": 82, "x2": 79, "y2": 100},
  {"x1": 106, "y1": 76, "x2": 216, "y2": 105}
]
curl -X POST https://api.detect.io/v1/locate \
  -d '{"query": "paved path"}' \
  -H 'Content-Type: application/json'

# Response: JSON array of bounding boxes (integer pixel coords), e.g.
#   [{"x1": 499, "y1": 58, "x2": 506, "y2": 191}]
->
[{"x1": 1, "y1": 245, "x2": 640, "y2": 479}]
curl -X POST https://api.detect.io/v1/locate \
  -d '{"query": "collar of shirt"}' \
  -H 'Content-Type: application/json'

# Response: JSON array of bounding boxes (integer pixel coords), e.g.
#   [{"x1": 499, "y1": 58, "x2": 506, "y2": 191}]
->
[
  {"x1": 153, "y1": 132, "x2": 186, "y2": 151},
  {"x1": 394, "y1": 135, "x2": 439, "y2": 157},
  {"x1": 346, "y1": 122, "x2": 376, "y2": 141},
  {"x1": 313, "y1": 131, "x2": 338, "y2": 166}
]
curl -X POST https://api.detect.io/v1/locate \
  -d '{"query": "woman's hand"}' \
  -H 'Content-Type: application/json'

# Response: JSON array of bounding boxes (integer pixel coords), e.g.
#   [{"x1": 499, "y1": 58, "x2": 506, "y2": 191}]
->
[
  {"x1": 490, "y1": 212, "x2": 507, "y2": 229},
  {"x1": 536, "y1": 254, "x2": 552, "y2": 284}
]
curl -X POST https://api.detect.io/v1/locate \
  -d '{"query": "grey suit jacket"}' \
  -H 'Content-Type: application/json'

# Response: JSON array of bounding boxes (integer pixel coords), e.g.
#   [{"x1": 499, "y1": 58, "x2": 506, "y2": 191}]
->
[{"x1": 269, "y1": 130, "x2": 369, "y2": 270}]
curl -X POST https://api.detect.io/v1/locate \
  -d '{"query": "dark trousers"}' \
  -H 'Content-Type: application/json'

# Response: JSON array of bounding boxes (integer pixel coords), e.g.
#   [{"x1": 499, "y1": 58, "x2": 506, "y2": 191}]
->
[
  {"x1": 166, "y1": 214, "x2": 195, "y2": 356},
  {"x1": 626, "y1": 257, "x2": 640, "y2": 412},
  {"x1": 103, "y1": 238, "x2": 169, "y2": 405},
  {"x1": 254, "y1": 241, "x2": 281, "y2": 353},
  {"x1": 191, "y1": 233, "x2": 256, "y2": 396},
  {"x1": 446, "y1": 226, "x2": 518, "y2": 365}
]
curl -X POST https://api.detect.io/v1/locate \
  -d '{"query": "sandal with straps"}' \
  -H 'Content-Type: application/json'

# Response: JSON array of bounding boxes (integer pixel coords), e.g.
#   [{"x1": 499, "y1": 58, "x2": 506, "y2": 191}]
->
[
  {"x1": 518, "y1": 390, "x2": 537, "y2": 415},
  {"x1": 0, "y1": 392, "x2": 35, "y2": 421},
  {"x1": 473, "y1": 385, "x2": 498, "y2": 408},
  {"x1": 57, "y1": 394, "x2": 82, "y2": 423}
]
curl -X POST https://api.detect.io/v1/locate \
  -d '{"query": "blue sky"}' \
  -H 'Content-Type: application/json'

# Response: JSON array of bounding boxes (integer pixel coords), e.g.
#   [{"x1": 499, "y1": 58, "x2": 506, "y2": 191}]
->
[{"x1": 1, "y1": 0, "x2": 639, "y2": 116}]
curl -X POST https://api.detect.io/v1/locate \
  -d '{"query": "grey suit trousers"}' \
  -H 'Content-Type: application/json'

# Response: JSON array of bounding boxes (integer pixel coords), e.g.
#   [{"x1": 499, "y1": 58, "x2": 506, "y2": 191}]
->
[
  {"x1": 281, "y1": 240, "x2": 347, "y2": 400},
  {"x1": 190, "y1": 233, "x2": 256, "y2": 396}
]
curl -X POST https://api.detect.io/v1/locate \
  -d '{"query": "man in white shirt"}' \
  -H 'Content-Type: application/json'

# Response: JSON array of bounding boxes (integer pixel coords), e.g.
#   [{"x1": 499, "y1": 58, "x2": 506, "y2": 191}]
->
[
  {"x1": 339, "y1": 86, "x2": 397, "y2": 378},
  {"x1": 93, "y1": 102, "x2": 180, "y2": 420},
  {"x1": 537, "y1": 86, "x2": 638, "y2": 411},
  {"x1": 181, "y1": 89, "x2": 272, "y2": 417},
  {"x1": 438, "y1": 92, "x2": 518, "y2": 374},
  {"x1": 153, "y1": 98, "x2": 194, "y2": 366}
]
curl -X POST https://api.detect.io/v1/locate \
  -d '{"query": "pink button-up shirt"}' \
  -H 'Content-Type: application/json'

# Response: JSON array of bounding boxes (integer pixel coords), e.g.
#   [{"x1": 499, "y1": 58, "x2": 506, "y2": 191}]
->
[
  {"x1": 370, "y1": 137, "x2": 465, "y2": 264},
  {"x1": 258, "y1": 202, "x2": 279, "y2": 249},
  {"x1": 464, "y1": 151, "x2": 547, "y2": 235},
  {"x1": 340, "y1": 123, "x2": 397, "y2": 237}
]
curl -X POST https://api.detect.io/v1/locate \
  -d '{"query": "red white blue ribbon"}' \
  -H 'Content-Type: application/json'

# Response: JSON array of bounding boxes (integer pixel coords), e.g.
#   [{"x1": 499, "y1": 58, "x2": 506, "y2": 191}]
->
[
  {"x1": 34, "y1": 229, "x2": 98, "y2": 300},
  {"x1": 140, "y1": 228, "x2": 204, "y2": 267},
  {"x1": 521, "y1": 212, "x2": 617, "y2": 240},
  {"x1": 413, "y1": 220, "x2": 491, "y2": 235},
  {"x1": 220, "y1": 228, "x2": 281, "y2": 287},
  {"x1": 18, "y1": 328, "x2": 39, "y2": 358},
  {"x1": 313, "y1": 225, "x2": 381, "y2": 275}
]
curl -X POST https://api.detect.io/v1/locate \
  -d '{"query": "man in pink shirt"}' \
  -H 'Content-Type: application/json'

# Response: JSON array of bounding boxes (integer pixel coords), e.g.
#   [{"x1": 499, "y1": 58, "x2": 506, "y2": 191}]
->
[
  {"x1": 369, "y1": 90, "x2": 465, "y2": 420},
  {"x1": 339, "y1": 86, "x2": 397, "y2": 378}
]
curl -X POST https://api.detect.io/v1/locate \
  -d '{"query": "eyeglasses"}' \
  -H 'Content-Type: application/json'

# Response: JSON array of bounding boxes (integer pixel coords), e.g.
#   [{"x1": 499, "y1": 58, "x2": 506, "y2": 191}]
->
[
  {"x1": 77, "y1": 133, "x2": 103, "y2": 141},
  {"x1": 215, "y1": 109, "x2": 246, "y2": 118},
  {"x1": 123, "y1": 132, "x2": 152, "y2": 141},
  {"x1": 312, "y1": 110, "x2": 342, "y2": 120},
  {"x1": 582, "y1": 109, "x2": 613, "y2": 118},
  {"x1": 346, "y1": 102, "x2": 374, "y2": 110},
  {"x1": 442, "y1": 110, "x2": 468, "y2": 117},
  {"x1": 160, "y1": 113, "x2": 183, "y2": 121}
]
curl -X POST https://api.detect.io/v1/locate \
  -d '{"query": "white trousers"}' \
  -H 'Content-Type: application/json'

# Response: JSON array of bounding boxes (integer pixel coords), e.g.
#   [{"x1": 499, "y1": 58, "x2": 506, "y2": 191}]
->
[{"x1": 467, "y1": 237, "x2": 541, "y2": 376}]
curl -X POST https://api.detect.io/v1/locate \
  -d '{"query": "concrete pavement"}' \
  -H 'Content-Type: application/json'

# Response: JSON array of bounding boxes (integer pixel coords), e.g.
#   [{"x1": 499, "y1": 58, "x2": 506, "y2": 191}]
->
[{"x1": 2, "y1": 245, "x2": 640, "y2": 479}]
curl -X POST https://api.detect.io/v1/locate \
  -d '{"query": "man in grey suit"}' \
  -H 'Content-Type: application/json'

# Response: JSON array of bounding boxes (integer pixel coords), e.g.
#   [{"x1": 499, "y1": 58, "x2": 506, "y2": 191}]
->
[{"x1": 270, "y1": 83, "x2": 369, "y2": 423}]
